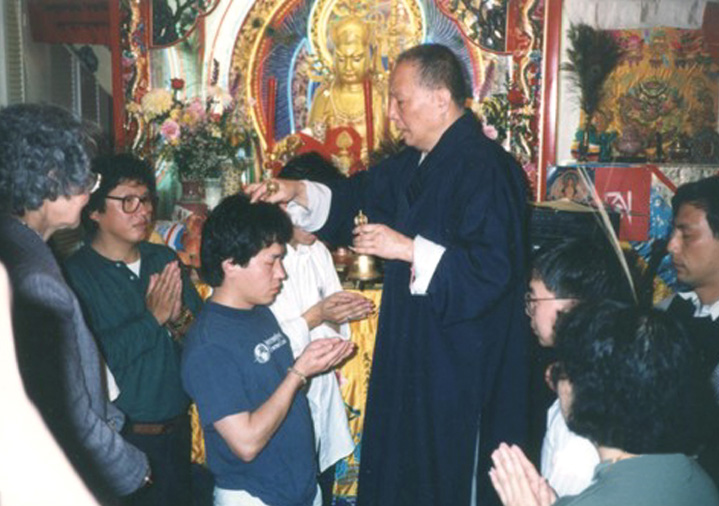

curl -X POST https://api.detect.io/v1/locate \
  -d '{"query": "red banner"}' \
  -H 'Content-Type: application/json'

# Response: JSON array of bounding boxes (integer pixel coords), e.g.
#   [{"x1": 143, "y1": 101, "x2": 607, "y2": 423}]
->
[{"x1": 594, "y1": 166, "x2": 652, "y2": 242}]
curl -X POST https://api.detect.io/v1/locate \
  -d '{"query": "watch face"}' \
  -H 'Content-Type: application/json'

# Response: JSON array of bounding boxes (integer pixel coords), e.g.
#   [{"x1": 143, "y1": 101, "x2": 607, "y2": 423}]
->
[{"x1": 690, "y1": 128, "x2": 719, "y2": 164}]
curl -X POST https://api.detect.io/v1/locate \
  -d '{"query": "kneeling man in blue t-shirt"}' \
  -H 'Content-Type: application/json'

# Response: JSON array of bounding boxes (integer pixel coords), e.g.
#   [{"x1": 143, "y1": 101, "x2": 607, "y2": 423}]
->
[{"x1": 182, "y1": 194, "x2": 355, "y2": 506}]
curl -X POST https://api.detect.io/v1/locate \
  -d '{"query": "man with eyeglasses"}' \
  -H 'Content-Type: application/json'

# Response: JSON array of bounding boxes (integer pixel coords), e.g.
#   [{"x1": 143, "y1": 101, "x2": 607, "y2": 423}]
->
[{"x1": 65, "y1": 153, "x2": 203, "y2": 506}]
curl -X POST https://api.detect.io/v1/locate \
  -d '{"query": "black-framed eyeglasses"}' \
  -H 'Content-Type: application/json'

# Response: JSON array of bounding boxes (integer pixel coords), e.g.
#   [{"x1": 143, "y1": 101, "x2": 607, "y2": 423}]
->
[{"x1": 106, "y1": 194, "x2": 155, "y2": 214}]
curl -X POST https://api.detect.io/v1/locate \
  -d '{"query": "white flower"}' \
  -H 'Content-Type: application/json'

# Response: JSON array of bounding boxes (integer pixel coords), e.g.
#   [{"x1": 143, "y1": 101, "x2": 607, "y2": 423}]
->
[
  {"x1": 207, "y1": 86, "x2": 234, "y2": 110},
  {"x1": 140, "y1": 88, "x2": 174, "y2": 119}
]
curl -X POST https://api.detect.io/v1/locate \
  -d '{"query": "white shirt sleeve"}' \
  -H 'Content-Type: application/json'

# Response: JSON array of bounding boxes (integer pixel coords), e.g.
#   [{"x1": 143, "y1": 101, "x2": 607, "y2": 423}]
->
[
  {"x1": 410, "y1": 234, "x2": 446, "y2": 295},
  {"x1": 286, "y1": 181, "x2": 332, "y2": 232},
  {"x1": 312, "y1": 242, "x2": 351, "y2": 340}
]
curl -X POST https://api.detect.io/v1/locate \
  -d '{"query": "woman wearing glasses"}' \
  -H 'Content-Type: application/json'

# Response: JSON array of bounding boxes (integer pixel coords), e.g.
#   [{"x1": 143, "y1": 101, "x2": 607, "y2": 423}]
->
[
  {"x1": 64, "y1": 153, "x2": 204, "y2": 506},
  {"x1": 0, "y1": 104, "x2": 150, "y2": 502}
]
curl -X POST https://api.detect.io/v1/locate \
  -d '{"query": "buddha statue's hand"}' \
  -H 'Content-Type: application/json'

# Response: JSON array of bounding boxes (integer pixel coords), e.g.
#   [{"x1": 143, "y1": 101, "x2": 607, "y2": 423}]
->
[{"x1": 246, "y1": 178, "x2": 307, "y2": 207}]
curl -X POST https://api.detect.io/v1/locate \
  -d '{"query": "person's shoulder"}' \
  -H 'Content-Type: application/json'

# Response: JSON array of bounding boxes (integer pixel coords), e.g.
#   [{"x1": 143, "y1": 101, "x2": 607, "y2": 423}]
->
[
  {"x1": 254, "y1": 304, "x2": 280, "y2": 324},
  {"x1": 183, "y1": 306, "x2": 257, "y2": 365},
  {"x1": 139, "y1": 240, "x2": 177, "y2": 260},
  {"x1": 15, "y1": 268, "x2": 76, "y2": 318},
  {"x1": 64, "y1": 243, "x2": 94, "y2": 269},
  {"x1": 655, "y1": 293, "x2": 678, "y2": 311},
  {"x1": 63, "y1": 245, "x2": 108, "y2": 290},
  {"x1": 183, "y1": 310, "x2": 220, "y2": 355},
  {"x1": 375, "y1": 145, "x2": 418, "y2": 169},
  {"x1": 308, "y1": 240, "x2": 333, "y2": 259}
]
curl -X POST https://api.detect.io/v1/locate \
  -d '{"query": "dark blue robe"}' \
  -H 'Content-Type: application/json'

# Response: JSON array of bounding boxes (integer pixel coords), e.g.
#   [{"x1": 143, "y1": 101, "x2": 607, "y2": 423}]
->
[{"x1": 319, "y1": 112, "x2": 529, "y2": 506}]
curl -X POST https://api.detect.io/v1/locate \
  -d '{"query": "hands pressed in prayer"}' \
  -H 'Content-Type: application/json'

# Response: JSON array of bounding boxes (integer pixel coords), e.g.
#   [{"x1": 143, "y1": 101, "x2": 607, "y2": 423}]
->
[
  {"x1": 352, "y1": 223, "x2": 414, "y2": 263},
  {"x1": 294, "y1": 338, "x2": 356, "y2": 378},
  {"x1": 489, "y1": 443, "x2": 557, "y2": 506},
  {"x1": 146, "y1": 261, "x2": 183, "y2": 325}
]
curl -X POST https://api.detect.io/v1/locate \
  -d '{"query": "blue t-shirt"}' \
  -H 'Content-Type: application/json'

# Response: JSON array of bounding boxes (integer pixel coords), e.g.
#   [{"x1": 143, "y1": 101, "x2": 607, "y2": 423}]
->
[{"x1": 182, "y1": 302, "x2": 317, "y2": 506}]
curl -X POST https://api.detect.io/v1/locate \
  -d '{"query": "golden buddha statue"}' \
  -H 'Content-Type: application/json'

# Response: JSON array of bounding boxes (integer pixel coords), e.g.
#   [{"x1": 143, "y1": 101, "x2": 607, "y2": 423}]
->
[{"x1": 308, "y1": 15, "x2": 386, "y2": 168}]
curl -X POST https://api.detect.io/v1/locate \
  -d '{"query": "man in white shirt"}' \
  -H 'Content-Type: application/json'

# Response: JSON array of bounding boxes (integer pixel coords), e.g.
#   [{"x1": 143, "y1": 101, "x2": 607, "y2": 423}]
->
[{"x1": 270, "y1": 153, "x2": 374, "y2": 504}]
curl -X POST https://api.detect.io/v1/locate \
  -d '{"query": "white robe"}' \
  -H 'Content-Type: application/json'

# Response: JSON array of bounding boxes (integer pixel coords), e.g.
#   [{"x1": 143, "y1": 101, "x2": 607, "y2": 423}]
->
[{"x1": 270, "y1": 241, "x2": 354, "y2": 472}]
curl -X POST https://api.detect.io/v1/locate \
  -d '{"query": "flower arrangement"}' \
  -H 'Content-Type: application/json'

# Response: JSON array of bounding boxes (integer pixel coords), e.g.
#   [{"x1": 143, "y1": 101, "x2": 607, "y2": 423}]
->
[{"x1": 132, "y1": 79, "x2": 253, "y2": 181}]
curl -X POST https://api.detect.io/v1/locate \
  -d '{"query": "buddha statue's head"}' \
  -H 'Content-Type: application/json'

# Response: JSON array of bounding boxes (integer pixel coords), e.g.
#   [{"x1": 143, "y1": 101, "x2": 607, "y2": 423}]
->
[{"x1": 330, "y1": 16, "x2": 371, "y2": 86}]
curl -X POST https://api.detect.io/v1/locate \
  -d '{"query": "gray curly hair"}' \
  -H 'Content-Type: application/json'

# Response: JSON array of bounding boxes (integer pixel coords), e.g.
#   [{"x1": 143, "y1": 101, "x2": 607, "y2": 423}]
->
[{"x1": 0, "y1": 104, "x2": 95, "y2": 215}]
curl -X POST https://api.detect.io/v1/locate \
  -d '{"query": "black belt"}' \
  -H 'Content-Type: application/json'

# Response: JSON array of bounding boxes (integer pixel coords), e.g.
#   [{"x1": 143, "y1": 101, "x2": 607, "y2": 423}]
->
[{"x1": 127, "y1": 413, "x2": 187, "y2": 436}]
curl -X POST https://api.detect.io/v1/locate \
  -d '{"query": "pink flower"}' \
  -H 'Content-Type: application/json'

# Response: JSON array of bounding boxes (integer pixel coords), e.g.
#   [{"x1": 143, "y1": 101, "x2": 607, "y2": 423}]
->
[
  {"x1": 483, "y1": 124, "x2": 499, "y2": 140},
  {"x1": 160, "y1": 119, "x2": 181, "y2": 142},
  {"x1": 183, "y1": 99, "x2": 205, "y2": 125}
]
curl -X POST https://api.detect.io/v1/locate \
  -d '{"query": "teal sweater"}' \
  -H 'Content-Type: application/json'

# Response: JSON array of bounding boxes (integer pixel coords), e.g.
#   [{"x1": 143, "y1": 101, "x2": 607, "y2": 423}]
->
[{"x1": 65, "y1": 242, "x2": 202, "y2": 423}]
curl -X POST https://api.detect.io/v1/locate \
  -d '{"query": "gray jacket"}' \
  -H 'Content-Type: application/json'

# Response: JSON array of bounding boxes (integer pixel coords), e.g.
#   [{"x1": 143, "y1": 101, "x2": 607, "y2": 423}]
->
[{"x1": 0, "y1": 216, "x2": 149, "y2": 499}]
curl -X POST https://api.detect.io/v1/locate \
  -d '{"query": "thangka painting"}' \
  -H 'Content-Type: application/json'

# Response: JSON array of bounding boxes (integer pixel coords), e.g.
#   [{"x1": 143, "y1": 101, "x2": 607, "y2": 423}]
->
[
  {"x1": 546, "y1": 167, "x2": 592, "y2": 204},
  {"x1": 583, "y1": 27, "x2": 719, "y2": 162}
]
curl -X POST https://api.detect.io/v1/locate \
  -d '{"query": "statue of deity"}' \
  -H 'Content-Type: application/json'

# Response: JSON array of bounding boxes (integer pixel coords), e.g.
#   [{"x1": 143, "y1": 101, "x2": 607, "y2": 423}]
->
[{"x1": 308, "y1": 15, "x2": 387, "y2": 166}]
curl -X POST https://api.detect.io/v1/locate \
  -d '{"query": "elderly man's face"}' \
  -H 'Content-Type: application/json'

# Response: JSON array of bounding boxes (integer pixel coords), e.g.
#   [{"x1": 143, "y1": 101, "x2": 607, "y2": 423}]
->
[
  {"x1": 388, "y1": 62, "x2": 445, "y2": 152},
  {"x1": 668, "y1": 203, "x2": 719, "y2": 296}
]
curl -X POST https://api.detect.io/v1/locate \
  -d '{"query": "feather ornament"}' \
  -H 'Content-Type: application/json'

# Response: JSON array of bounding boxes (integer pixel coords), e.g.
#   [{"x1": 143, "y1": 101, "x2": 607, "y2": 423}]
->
[{"x1": 562, "y1": 24, "x2": 623, "y2": 122}]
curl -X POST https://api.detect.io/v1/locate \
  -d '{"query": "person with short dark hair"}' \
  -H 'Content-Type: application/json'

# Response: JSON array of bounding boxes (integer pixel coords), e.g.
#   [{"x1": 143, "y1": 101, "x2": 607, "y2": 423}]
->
[
  {"x1": 0, "y1": 104, "x2": 150, "y2": 502},
  {"x1": 249, "y1": 43, "x2": 529, "y2": 506},
  {"x1": 182, "y1": 194, "x2": 355, "y2": 506},
  {"x1": 279, "y1": 151, "x2": 347, "y2": 187},
  {"x1": 395, "y1": 43, "x2": 471, "y2": 108},
  {"x1": 663, "y1": 175, "x2": 719, "y2": 486},
  {"x1": 64, "y1": 153, "x2": 202, "y2": 506},
  {"x1": 80, "y1": 153, "x2": 158, "y2": 239},
  {"x1": 526, "y1": 238, "x2": 634, "y2": 496},
  {"x1": 490, "y1": 302, "x2": 719, "y2": 506}
]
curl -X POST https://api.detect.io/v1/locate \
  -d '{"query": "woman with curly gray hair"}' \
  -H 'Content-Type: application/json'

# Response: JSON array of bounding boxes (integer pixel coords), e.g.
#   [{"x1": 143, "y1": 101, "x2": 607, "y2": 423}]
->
[
  {"x1": 0, "y1": 103, "x2": 99, "y2": 233},
  {"x1": 0, "y1": 104, "x2": 150, "y2": 503}
]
